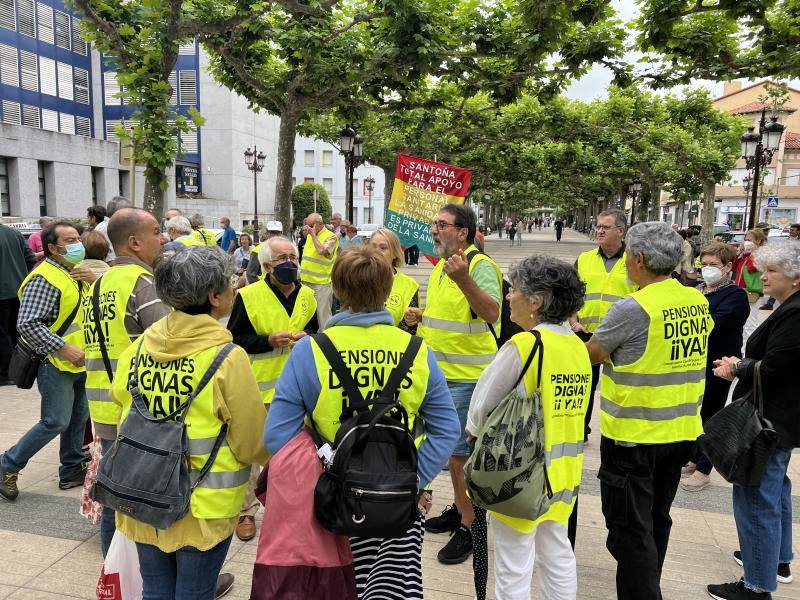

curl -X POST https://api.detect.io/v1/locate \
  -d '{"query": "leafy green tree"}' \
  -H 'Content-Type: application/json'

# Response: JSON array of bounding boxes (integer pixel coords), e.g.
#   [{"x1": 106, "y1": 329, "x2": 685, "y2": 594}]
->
[
  {"x1": 636, "y1": 0, "x2": 800, "y2": 85},
  {"x1": 291, "y1": 183, "x2": 331, "y2": 224}
]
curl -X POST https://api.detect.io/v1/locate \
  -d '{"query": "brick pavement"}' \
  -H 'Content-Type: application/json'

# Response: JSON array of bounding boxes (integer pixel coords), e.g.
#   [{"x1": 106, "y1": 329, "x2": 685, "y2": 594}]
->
[{"x1": 1, "y1": 226, "x2": 799, "y2": 599}]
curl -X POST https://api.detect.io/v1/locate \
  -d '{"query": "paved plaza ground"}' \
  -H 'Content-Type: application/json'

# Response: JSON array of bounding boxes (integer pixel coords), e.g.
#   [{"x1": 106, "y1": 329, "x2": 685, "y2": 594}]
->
[{"x1": 1, "y1": 227, "x2": 800, "y2": 599}]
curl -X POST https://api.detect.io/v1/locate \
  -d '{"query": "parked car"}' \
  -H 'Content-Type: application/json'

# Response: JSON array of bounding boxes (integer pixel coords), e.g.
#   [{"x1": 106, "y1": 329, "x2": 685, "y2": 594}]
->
[
  {"x1": 356, "y1": 223, "x2": 381, "y2": 239},
  {"x1": 687, "y1": 223, "x2": 731, "y2": 237},
  {"x1": 719, "y1": 230, "x2": 746, "y2": 248}
]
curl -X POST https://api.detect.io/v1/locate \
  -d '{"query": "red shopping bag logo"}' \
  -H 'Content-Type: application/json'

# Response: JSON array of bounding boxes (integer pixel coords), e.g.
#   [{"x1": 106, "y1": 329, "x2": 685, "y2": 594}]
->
[{"x1": 97, "y1": 567, "x2": 122, "y2": 600}]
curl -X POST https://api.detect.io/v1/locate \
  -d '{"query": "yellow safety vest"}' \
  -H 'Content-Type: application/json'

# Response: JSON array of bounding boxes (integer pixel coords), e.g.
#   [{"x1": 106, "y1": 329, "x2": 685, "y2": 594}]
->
[
  {"x1": 600, "y1": 278, "x2": 714, "y2": 444},
  {"x1": 112, "y1": 342, "x2": 251, "y2": 519},
  {"x1": 82, "y1": 264, "x2": 151, "y2": 435},
  {"x1": 418, "y1": 245, "x2": 501, "y2": 382},
  {"x1": 576, "y1": 248, "x2": 637, "y2": 333},
  {"x1": 308, "y1": 324, "x2": 430, "y2": 444},
  {"x1": 385, "y1": 271, "x2": 419, "y2": 327},
  {"x1": 177, "y1": 235, "x2": 203, "y2": 247},
  {"x1": 494, "y1": 329, "x2": 591, "y2": 534},
  {"x1": 191, "y1": 228, "x2": 215, "y2": 246},
  {"x1": 300, "y1": 228, "x2": 337, "y2": 285},
  {"x1": 18, "y1": 260, "x2": 86, "y2": 373},
  {"x1": 238, "y1": 280, "x2": 317, "y2": 403}
]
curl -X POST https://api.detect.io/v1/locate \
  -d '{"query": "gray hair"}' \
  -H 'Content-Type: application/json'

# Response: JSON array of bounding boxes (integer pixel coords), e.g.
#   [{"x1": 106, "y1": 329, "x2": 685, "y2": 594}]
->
[
  {"x1": 508, "y1": 255, "x2": 586, "y2": 324},
  {"x1": 597, "y1": 208, "x2": 627, "y2": 230},
  {"x1": 106, "y1": 196, "x2": 131, "y2": 217},
  {"x1": 626, "y1": 221, "x2": 683, "y2": 275},
  {"x1": 754, "y1": 241, "x2": 800, "y2": 278},
  {"x1": 155, "y1": 246, "x2": 233, "y2": 314},
  {"x1": 190, "y1": 213, "x2": 204, "y2": 228},
  {"x1": 258, "y1": 235, "x2": 298, "y2": 267},
  {"x1": 167, "y1": 215, "x2": 192, "y2": 235}
]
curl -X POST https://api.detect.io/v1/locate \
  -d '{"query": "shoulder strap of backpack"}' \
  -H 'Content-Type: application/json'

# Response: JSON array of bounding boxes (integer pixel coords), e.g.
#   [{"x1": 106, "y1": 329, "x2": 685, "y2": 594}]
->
[
  {"x1": 91, "y1": 277, "x2": 115, "y2": 383},
  {"x1": 312, "y1": 333, "x2": 367, "y2": 416},
  {"x1": 55, "y1": 285, "x2": 82, "y2": 338},
  {"x1": 511, "y1": 329, "x2": 544, "y2": 392}
]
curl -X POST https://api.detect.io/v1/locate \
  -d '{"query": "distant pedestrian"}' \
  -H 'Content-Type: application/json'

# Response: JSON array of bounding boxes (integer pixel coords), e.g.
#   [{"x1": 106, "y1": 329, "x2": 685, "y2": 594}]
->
[
  {"x1": 28, "y1": 217, "x2": 54, "y2": 266},
  {"x1": 86, "y1": 205, "x2": 107, "y2": 231},
  {"x1": 0, "y1": 224, "x2": 36, "y2": 385},
  {"x1": 554, "y1": 218, "x2": 564, "y2": 242},
  {"x1": 95, "y1": 197, "x2": 131, "y2": 263},
  {"x1": 508, "y1": 222, "x2": 516, "y2": 246},
  {"x1": 515, "y1": 221, "x2": 523, "y2": 246},
  {"x1": 233, "y1": 233, "x2": 253, "y2": 274}
]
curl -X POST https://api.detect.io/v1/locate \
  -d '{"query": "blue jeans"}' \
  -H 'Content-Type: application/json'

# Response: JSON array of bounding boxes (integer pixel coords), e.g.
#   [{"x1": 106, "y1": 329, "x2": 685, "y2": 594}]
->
[
  {"x1": 136, "y1": 535, "x2": 232, "y2": 600},
  {"x1": 733, "y1": 448, "x2": 794, "y2": 593},
  {"x1": 100, "y1": 438, "x2": 115, "y2": 558},
  {"x1": 1, "y1": 362, "x2": 88, "y2": 480},
  {"x1": 448, "y1": 381, "x2": 476, "y2": 456}
]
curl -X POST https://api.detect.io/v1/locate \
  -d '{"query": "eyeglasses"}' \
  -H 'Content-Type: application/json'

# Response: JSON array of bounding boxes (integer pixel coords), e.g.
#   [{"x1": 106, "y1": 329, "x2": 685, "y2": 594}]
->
[
  {"x1": 271, "y1": 253, "x2": 298, "y2": 263},
  {"x1": 430, "y1": 220, "x2": 463, "y2": 231},
  {"x1": 595, "y1": 225, "x2": 621, "y2": 231}
]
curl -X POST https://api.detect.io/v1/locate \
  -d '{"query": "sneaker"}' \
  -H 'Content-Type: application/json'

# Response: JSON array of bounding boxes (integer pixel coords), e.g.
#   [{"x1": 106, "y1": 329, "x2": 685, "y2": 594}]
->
[
  {"x1": 424, "y1": 504, "x2": 460, "y2": 534},
  {"x1": 758, "y1": 303, "x2": 773, "y2": 311},
  {"x1": 0, "y1": 461, "x2": 19, "y2": 501},
  {"x1": 437, "y1": 524, "x2": 473, "y2": 565},
  {"x1": 708, "y1": 580, "x2": 771, "y2": 599},
  {"x1": 215, "y1": 572, "x2": 234, "y2": 599},
  {"x1": 680, "y1": 474, "x2": 710, "y2": 492},
  {"x1": 681, "y1": 463, "x2": 697, "y2": 477},
  {"x1": 734, "y1": 551, "x2": 793, "y2": 584}
]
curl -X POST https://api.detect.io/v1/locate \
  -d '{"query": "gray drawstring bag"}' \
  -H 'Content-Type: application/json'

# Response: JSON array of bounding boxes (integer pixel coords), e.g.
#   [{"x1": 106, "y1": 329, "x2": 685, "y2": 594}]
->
[{"x1": 465, "y1": 330, "x2": 553, "y2": 521}]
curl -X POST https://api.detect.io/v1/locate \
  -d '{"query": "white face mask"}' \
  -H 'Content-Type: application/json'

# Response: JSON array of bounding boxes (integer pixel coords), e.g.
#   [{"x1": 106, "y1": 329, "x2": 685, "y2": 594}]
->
[
  {"x1": 702, "y1": 266, "x2": 725, "y2": 286},
  {"x1": 743, "y1": 240, "x2": 756, "y2": 252}
]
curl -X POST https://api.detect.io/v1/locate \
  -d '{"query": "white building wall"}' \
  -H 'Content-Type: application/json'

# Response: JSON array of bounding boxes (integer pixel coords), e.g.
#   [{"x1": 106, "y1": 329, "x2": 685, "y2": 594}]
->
[{"x1": 292, "y1": 136, "x2": 386, "y2": 226}]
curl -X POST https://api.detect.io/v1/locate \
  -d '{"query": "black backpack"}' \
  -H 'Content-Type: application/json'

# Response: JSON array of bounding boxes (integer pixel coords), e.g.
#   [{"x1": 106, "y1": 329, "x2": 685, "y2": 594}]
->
[
  {"x1": 310, "y1": 333, "x2": 422, "y2": 538},
  {"x1": 466, "y1": 250, "x2": 524, "y2": 348}
]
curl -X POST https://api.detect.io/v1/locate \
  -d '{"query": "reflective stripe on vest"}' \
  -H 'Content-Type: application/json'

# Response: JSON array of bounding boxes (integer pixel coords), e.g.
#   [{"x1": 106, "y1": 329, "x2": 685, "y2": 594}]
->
[
  {"x1": 300, "y1": 228, "x2": 337, "y2": 284},
  {"x1": 18, "y1": 260, "x2": 86, "y2": 374},
  {"x1": 386, "y1": 271, "x2": 419, "y2": 327},
  {"x1": 238, "y1": 280, "x2": 316, "y2": 403},
  {"x1": 600, "y1": 278, "x2": 713, "y2": 444},
  {"x1": 112, "y1": 342, "x2": 250, "y2": 520},
  {"x1": 308, "y1": 324, "x2": 431, "y2": 446},
  {"x1": 576, "y1": 249, "x2": 637, "y2": 333},
  {"x1": 492, "y1": 328, "x2": 591, "y2": 534},
  {"x1": 82, "y1": 264, "x2": 151, "y2": 430},
  {"x1": 418, "y1": 245, "x2": 500, "y2": 382}
]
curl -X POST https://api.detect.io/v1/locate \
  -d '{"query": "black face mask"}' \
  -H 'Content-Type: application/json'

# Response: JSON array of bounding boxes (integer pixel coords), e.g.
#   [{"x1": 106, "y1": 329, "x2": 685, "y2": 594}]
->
[{"x1": 272, "y1": 261, "x2": 299, "y2": 285}]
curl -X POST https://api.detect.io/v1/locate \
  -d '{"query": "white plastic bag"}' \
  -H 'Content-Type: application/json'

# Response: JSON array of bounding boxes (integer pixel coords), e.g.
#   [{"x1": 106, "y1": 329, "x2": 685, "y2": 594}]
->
[{"x1": 96, "y1": 531, "x2": 143, "y2": 600}]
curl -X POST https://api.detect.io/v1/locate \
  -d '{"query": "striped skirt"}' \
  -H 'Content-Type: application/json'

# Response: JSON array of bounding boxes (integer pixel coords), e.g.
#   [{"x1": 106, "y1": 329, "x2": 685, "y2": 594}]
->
[{"x1": 350, "y1": 513, "x2": 425, "y2": 599}]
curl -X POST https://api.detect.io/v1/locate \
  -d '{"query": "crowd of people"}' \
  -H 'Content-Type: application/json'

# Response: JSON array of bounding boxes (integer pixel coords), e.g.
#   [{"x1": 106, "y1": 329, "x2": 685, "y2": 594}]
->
[{"x1": 0, "y1": 200, "x2": 799, "y2": 600}]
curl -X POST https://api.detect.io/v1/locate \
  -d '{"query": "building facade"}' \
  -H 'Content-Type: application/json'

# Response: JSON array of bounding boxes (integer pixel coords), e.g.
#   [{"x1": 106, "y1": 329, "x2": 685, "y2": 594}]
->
[{"x1": 291, "y1": 135, "x2": 386, "y2": 226}]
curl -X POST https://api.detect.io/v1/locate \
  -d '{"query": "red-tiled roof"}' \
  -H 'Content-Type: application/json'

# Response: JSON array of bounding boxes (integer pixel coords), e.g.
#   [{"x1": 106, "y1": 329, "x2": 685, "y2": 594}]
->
[
  {"x1": 716, "y1": 80, "x2": 800, "y2": 101},
  {"x1": 784, "y1": 131, "x2": 800, "y2": 149},
  {"x1": 729, "y1": 101, "x2": 797, "y2": 114}
]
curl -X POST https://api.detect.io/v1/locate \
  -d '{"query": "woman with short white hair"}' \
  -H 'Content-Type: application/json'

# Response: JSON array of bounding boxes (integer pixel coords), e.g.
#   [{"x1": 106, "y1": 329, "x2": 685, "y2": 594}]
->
[{"x1": 708, "y1": 241, "x2": 800, "y2": 600}]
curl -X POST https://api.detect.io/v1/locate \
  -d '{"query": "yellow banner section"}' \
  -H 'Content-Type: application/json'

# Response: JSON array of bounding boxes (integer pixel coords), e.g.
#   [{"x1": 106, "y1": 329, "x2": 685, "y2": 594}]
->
[{"x1": 388, "y1": 179, "x2": 465, "y2": 223}]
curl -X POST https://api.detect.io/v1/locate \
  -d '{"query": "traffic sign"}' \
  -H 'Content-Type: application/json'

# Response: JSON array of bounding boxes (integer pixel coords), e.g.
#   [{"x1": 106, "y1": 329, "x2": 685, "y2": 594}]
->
[{"x1": 767, "y1": 197, "x2": 779, "y2": 207}]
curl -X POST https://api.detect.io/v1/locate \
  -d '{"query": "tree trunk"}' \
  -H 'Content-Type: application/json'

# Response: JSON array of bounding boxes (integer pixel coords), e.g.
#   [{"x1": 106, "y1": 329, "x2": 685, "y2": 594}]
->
[
  {"x1": 382, "y1": 163, "x2": 395, "y2": 223},
  {"x1": 700, "y1": 179, "x2": 716, "y2": 246},
  {"x1": 143, "y1": 169, "x2": 165, "y2": 218},
  {"x1": 275, "y1": 108, "x2": 301, "y2": 232}
]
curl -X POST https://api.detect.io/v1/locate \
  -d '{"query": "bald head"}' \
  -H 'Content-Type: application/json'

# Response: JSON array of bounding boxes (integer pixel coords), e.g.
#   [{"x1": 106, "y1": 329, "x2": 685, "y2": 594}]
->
[{"x1": 107, "y1": 208, "x2": 163, "y2": 266}]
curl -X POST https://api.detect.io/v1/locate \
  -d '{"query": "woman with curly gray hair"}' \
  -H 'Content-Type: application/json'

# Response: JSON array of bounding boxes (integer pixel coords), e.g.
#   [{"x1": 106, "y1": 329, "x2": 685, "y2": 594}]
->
[
  {"x1": 708, "y1": 241, "x2": 800, "y2": 600},
  {"x1": 467, "y1": 255, "x2": 591, "y2": 599}
]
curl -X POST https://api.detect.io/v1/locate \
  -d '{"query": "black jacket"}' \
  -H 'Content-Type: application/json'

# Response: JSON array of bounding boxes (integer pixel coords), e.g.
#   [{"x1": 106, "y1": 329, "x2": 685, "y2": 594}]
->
[
  {"x1": 706, "y1": 284, "x2": 750, "y2": 363},
  {"x1": 0, "y1": 225, "x2": 36, "y2": 301},
  {"x1": 735, "y1": 290, "x2": 800, "y2": 449}
]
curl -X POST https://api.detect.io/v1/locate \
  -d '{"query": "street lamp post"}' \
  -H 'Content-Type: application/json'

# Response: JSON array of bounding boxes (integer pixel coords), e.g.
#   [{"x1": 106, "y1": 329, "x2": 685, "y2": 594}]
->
[
  {"x1": 741, "y1": 109, "x2": 784, "y2": 230},
  {"x1": 625, "y1": 178, "x2": 642, "y2": 226},
  {"x1": 244, "y1": 146, "x2": 266, "y2": 240},
  {"x1": 340, "y1": 125, "x2": 363, "y2": 223},
  {"x1": 365, "y1": 175, "x2": 375, "y2": 223}
]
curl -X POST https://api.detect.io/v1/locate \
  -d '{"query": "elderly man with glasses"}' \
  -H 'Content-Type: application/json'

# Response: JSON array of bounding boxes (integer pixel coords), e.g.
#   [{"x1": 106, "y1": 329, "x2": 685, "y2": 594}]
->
[{"x1": 405, "y1": 203, "x2": 503, "y2": 565}]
